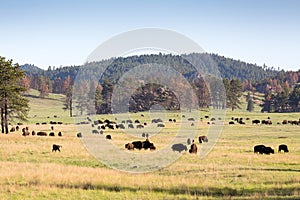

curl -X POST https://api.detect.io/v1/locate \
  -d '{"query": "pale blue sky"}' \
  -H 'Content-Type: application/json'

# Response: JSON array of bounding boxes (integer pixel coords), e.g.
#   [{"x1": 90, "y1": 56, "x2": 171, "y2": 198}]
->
[{"x1": 0, "y1": 0, "x2": 299, "y2": 70}]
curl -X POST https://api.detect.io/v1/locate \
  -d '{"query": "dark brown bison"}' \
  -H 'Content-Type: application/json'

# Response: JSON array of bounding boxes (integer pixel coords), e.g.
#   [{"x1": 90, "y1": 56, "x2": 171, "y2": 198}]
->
[
  {"x1": 58, "y1": 132, "x2": 62, "y2": 137},
  {"x1": 125, "y1": 143, "x2": 134, "y2": 150},
  {"x1": 254, "y1": 145, "x2": 266, "y2": 154},
  {"x1": 171, "y1": 143, "x2": 187, "y2": 153},
  {"x1": 22, "y1": 131, "x2": 30, "y2": 136},
  {"x1": 52, "y1": 144, "x2": 62, "y2": 152},
  {"x1": 157, "y1": 123, "x2": 165, "y2": 127},
  {"x1": 49, "y1": 132, "x2": 55, "y2": 136},
  {"x1": 278, "y1": 144, "x2": 289, "y2": 153},
  {"x1": 32, "y1": 131, "x2": 36, "y2": 136},
  {"x1": 106, "y1": 135, "x2": 112, "y2": 140},
  {"x1": 128, "y1": 124, "x2": 134, "y2": 129},
  {"x1": 142, "y1": 139, "x2": 154, "y2": 150},
  {"x1": 37, "y1": 131, "x2": 47, "y2": 136},
  {"x1": 252, "y1": 119, "x2": 260, "y2": 125},
  {"x1": 77, "y1": 132, "x2": 82, "y2": 138},
  {"x1": 132, "y1": 141, "x2": 143, "y2": 150},
  {"x1": 254, "y1": 145, "x2": 274, "y2": 154},
  {"x1": 136, "y1": 124, "x2": 144, "y2": 129},
  {"x1": 189, "y1": 143, "x2": 197, "y2": 154},
  {"x1": 199, "y1": 136, "x2": 208, "y2": 143}
]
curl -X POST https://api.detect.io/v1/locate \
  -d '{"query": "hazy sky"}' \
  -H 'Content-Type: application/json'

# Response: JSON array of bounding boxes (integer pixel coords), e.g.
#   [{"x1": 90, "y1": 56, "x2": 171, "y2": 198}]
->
[{"x1": 0, "y1": 0, "x2": 299, "y2": 71}]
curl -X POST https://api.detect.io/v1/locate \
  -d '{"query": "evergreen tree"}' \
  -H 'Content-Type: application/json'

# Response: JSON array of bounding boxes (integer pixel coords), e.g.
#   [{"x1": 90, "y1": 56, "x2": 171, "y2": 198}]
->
[
  {"x1": 289, "y1": 84, "x2": 300, "y2": 111},
  {"x1": 0, "y1": 56, "x2": 29, "y2": 133},
  {"x1": 224, "y1": 79, "x2": 242, "y2": 111},
  {"x1": 246, "y1": 92, "x2": 254, "y2": 112},
  {"x1": 63, "y1": 76, "x2": 73, "y2": 117}
]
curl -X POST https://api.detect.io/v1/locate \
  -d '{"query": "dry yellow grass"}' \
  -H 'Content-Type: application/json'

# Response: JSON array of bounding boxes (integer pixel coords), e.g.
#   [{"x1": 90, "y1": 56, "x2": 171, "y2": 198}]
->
[{"x1": 0, "y1": 116, "x2": 299, "y2": 199}]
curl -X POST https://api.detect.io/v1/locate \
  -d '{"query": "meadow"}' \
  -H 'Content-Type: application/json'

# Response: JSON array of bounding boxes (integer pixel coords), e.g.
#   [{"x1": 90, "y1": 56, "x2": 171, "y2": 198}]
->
[{"x1": 0, "y1": 91, "x2": 299, "y2": 199}]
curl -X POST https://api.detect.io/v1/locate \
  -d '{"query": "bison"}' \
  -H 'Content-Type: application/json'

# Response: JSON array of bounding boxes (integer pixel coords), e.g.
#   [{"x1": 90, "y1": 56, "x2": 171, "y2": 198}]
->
[
  {"x1": 278, "y1": 144, "x2": 289, "y2": 153},
  {"x1": 128, "y1": 124, "x2": 134, "y2": 129},
  {"x1": 58, "y1": 132, "x2": 62, "y2": 137},
  {"x1": 252, "y1": 119, "x2": 260, "y2": 125},
  {"x1": 125, "y1": 143, "x2": 134, "y2": 150},
  {"x1": 254, "y1": 145, "x2": 266, "y2": 154},
  {"x1": 171, "y1": 143, "x2": 187, "y2": 153},
  {"x1": 136, "y1": 124, "x2": 144, "y2": 129},
  {"x1": 157, "y1": 123, "x2": 165, "y2": 127},
  {"x1": 189, "y1": 143, "x2": 197, "y2": 154},
  {"x1": 52, "y1": 144, "x2": 62, "y2": 152},
  {"x1": 199, "y1": 136, "x2": 208, "y2": 143},
  {"x1": 37, "y1": 131, "x2": 47, "y2": 136},
  {"x1": 106, "y1": 135, "x2": 112, "y2": 140},
  {"x1": 49, "y1": 132, "x2": 55, "y2": 136},
  {"x1": 77, "y1": 132, "x2": 82, "y2": 138},
  {"x1": 254, "y1": 145, "x2": 274, "y2": 154},
  {"x1": 132, "y1": 141, "x2": 143, "y2": 150}
]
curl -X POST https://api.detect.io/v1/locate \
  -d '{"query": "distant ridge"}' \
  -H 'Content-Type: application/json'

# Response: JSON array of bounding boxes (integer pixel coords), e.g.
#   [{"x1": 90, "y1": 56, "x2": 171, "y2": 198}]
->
[
  {"x1": 20, "y1": 64, "x2": 43, "y2": 75},
  {"x1": 20, "y1": 53, "x2": 281, "y2": 82}
]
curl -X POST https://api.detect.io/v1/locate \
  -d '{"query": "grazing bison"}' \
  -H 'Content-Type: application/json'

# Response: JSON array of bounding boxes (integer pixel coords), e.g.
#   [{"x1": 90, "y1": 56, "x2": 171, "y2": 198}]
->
[
  {"x1": 49, "y1": 132, "x2": 55, "y2": 136},
  {"x1": 187, "y1": 138, "x2": 191, "y2": 145},
  {"x1": 264, "y1": 147, "x2": 275, "y2": 154},
  {"x1": 52, "y1": 144, "x2": 62, "y2": 152},
  {"x1": 157, "y1": 123, "x2": 165, "y2": 127},
  {"x1": 37, "y1": 131, "x2": 47, "y2": 136},
  {"x1": 152, "y1": 118, "x2": 163, "y2": 123},
  {"x1": 10, "y1": 127, "x2": 16, "y2": 132},
  {"x1": 132, "y1": 141, "x2": 143, "y2": 150},
  {"x1": 188, "y1": 118, "x2": 195, "y2": 121},
  {"x1": 58, "y1": 132, "x2": 62, "y2": 137},
  {"x1": 189, "y1": 143, "x2": 197, "y2": 154},
  {"x1": 22, "y1": 131, "x2": 30, "y2": 136},
  {"x1": 252, "y1": 119, "x2": 260, "y2": 125},
  {"x1": 32, "y1": 131, "x2": 36, "y2": 136},
  {"x1": 134, "y1": 120, "x2": 140, "y2": 123},
  {"x1": 106, "y1": 135, "x2": 112, "y2": 140},
  {"x1": 171, "y1": 143, "x2": 187, "y2": 153},
  {"x1": 128, "y1": 124, "x2": 134, "y2": 129},
  {"x1": 92, "y1": 130, "x2": 99, "y2": 134},
  {"x1": 229, "y1": 121, "x2": 235, "y2": 125},
  {"x1": 254, "y1": 145, "x2": 274, "y2": 154},
  {"x1": 125, "y1": 143, "x2": 134, "y2": 150},
  {"x1": 254, "y1": 145, "x2": 266, "y2": 154},
  {"x1": 77, "y1": 132, "x2": 82, "y2": 138},
  {"x1": 199, "y1": 136, "x2": 208, "y2": 143},
  {"x1": 136, "y1": 124, "x2": 144, "y2": 129},
  {"x1": 278, "y1": 144, "x2": 289, "y2": 153},
  {"x1": 118, "y1": 124, "x2": 125, "y2": 129},
  {"x1": 142, "y1": 139, "x2": 154, "y2": 150}
]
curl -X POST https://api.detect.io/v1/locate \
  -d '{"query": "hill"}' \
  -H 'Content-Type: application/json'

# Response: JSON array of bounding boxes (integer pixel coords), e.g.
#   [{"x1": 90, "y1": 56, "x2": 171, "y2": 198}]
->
[{"x1": 21, "y1": 53, "x2": 280, "y2": 83}]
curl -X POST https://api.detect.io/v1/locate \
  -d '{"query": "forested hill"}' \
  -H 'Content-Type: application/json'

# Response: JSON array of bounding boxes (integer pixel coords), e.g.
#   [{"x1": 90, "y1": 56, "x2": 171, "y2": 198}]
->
[{"x1": 21, "y1": 53, "x2": 280, "y2": 83}]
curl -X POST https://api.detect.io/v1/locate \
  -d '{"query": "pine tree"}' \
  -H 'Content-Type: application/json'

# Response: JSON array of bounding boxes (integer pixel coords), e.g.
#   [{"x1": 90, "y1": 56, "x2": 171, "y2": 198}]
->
[
  {"x1": 289, "y1": 84, "x2": 300, "y2": 111},
  {"x1": 224, "y1": 79, "x2": 243, "y2": 111},
  {"x1": 0, "y1": 56, "x2": 29, "y2": 133},
  {"x1": 63, "y1": 76, "x2": 73, "y2": 117}
]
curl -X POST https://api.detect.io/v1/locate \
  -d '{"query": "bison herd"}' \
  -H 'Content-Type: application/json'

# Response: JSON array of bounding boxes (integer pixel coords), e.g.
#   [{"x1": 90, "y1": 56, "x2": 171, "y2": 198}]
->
[{"x1": 254, "y1": 144, "x2": 289, "y2": 154}]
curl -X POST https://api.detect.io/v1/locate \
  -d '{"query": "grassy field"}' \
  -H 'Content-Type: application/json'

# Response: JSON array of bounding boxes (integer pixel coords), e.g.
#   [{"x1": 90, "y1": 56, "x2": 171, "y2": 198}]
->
[{"x1": 0, "y1": 91, "x2": 299, "y2": 199}]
